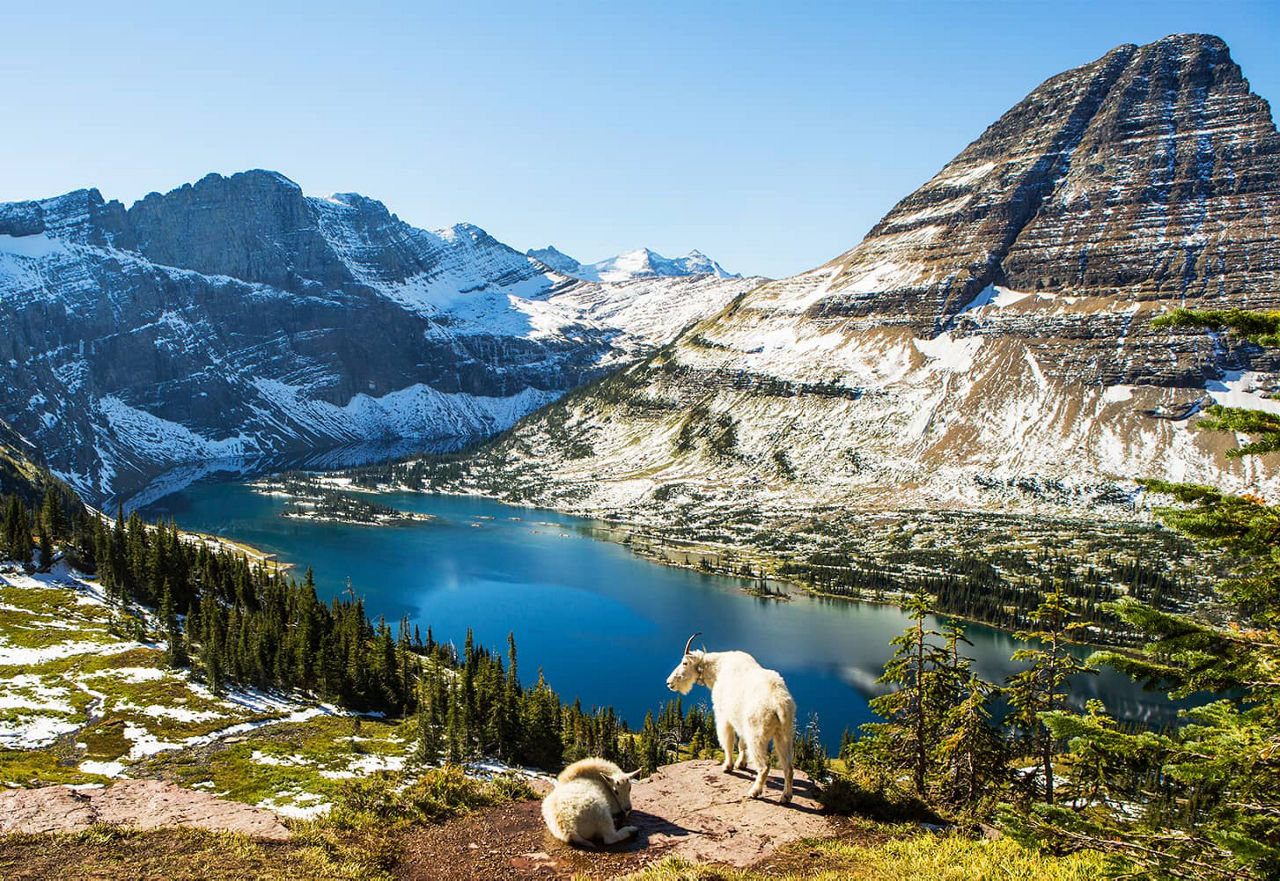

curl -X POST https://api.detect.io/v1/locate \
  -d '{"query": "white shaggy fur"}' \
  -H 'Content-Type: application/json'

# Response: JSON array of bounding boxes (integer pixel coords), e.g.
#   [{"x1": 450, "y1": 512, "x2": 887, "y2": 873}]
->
[
  {"x1": 541, "y1": 757, "x2": 640, "y2": 847},
  {"x1": 666, "y1": 637, "x2": 795, "y2": 803}
]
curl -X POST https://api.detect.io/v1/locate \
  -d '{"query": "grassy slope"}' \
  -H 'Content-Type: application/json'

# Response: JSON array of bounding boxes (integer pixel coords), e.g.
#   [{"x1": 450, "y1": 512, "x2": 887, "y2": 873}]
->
[{"x1": 0, "y1": 565, "x2": 421, "y2": 817}]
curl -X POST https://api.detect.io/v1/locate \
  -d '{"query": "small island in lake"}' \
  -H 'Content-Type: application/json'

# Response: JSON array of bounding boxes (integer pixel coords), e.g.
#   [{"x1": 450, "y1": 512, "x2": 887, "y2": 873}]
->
[{"x1": 249, "y1": 476, "x2": 433, "y2": 526}]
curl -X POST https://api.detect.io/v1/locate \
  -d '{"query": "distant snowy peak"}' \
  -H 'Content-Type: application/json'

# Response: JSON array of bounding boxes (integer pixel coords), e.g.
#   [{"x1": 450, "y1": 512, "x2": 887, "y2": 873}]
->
[
  {"x1": 526, "y1": 246, "x2": 583, "y2": 275},
  {"x1": 526, "y1": 246, "x2": 738, "y2": 283}
]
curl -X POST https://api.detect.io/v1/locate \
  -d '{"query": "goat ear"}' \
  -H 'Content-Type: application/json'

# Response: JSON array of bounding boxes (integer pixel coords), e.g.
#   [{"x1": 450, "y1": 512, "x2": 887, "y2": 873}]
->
[{"x1": 624, "y1": 769, "x2": 641, "y2": 780}]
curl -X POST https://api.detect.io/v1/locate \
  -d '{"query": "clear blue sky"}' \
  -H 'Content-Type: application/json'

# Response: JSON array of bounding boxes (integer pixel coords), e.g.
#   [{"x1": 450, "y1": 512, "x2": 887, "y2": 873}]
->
[{"x1": 2, "y1": 0, "x2": 1277, "y2": 278}]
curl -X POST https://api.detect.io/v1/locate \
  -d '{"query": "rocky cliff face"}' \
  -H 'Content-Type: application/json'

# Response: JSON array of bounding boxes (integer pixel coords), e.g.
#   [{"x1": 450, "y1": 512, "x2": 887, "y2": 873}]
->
[
  {"x1": 0, "y1": 171, "x2": 758, "y2": 503},
  {"x1": 433, "y1": 34, "x2": 1280, "y2": 525}
]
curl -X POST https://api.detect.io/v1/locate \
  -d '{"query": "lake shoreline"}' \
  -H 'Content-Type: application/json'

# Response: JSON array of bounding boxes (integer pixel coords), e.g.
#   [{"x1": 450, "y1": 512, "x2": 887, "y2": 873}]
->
[{"x1": 332, "y1": 481, "x2": 1135, "y2": 653}]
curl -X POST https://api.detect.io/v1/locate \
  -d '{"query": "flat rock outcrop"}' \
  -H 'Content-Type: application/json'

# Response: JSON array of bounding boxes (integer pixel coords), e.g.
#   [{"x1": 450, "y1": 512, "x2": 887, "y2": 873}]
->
[
  {"x1": 624, "y1": 759, "x2": 831, "y2": 866},
  {"x1": 0, "y1": 779, "x2": 290, "y2": 841},
  {"x1": 400, "y1": 759, "x2": 830, "y2": 879}
]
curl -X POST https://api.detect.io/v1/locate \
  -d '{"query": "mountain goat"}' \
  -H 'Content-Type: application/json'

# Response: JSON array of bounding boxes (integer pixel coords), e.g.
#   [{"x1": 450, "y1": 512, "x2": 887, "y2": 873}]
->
[
  {"x1": 541, "y1": 757, "x2": 641, "y2": 847},
  {"x1": 666, "y1": 633, "x2": 795, "y2": 803}
]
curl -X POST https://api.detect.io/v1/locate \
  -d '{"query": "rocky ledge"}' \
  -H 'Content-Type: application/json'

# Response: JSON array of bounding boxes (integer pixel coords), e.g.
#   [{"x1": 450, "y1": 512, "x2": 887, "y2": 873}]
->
[{"x1": 0, "y1": 779, "x2": 290, "y2": 841}]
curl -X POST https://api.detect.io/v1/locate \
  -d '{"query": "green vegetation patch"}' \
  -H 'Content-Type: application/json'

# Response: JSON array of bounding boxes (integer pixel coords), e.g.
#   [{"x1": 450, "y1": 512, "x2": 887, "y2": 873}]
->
[
  {"x1": 0, "y1": 746, "x2": 112, "y2": 788},
  {"x1": 137, "y1": 713, "x2": 416, "y2": 814},
  {"x1": 627, "y1": 833, "x2": 1106, "y2": 880}
]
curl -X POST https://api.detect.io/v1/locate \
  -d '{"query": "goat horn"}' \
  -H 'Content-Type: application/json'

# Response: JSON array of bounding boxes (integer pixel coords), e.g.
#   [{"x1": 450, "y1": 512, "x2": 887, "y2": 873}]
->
[{"x1": 684, "y1": 632, "x2": 702, "y2": 655}]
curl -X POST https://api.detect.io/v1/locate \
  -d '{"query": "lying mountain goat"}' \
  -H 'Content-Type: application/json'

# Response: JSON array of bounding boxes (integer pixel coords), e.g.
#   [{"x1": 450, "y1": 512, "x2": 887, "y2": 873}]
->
[
  {"x1": 666, "y1": 633, "x2": 795, "y2": 803},
  {"x1": 541, "y1": 757, "x2": 641, "y2": 847}
]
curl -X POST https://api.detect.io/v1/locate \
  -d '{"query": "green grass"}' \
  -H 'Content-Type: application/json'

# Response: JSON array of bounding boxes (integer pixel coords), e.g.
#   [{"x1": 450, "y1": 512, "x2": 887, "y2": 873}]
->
[
  {"x1": 627, "y1": 834, "x2": 1108, "y2": 880},
  {"x1": 0, "y1": 825, "x2": 390, "y2": 881},
  {"x1": 0, "y1": 747, "x2": 114, "y2": 788}
]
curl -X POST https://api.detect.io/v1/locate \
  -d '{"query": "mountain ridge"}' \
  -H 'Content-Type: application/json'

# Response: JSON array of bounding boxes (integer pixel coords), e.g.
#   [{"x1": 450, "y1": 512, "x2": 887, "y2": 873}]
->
[
  {"x1": 399, "y1": 33, "x2": 1280, "y2": 530},
  {"x1": 0, "y1": 171, "x2": 762, "y2": 504},
  {"x1": 527, "y1": 245, "x2": 739, "y2": 283}
]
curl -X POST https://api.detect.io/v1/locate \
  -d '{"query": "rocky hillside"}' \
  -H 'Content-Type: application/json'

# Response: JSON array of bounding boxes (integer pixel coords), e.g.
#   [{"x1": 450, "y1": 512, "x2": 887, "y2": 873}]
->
[
  {"x1": 0, "y1": 172, "x2": 760, "y2": 504},
  {"x1": 416, "y1": 34, "x2": 1280, "y2": 527}
]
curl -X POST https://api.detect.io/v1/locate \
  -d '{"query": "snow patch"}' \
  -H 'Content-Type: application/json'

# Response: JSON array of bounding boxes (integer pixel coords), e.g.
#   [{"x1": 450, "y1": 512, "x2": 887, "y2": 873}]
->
[
  {"x1": 1205, "y1": 371, "x2": 1280, "y2": 415},
  {"x1": 79, "y1": 760, "x2": 127, "y2": 778},
  {"x1": 0, "y1": 640, "x2": 137, "y2": 666},
  {"x1": 958, "y1": 284, "x2": 1032, "y2": 316},
  {"x1": 913, "y1": 333, "x2": 983, "y2": 372},
  {"x1": 0, "y1": 233, "x2": 67, "y2": 259}
]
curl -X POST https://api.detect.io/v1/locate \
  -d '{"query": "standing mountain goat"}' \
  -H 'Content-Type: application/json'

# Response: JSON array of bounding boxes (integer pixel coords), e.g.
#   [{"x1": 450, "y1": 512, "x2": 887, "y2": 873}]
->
[
  {"x1": 666, "y1": 633, "x2": 795, "y2": 803},
  {"x1": 541, "y1": 757, "x2": 641, "y2": 847}
]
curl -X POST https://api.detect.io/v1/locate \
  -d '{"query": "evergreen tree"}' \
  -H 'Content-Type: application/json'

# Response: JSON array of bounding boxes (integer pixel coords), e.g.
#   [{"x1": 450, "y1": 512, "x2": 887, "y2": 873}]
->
[
  {"x1": 160, "y1": 580, "x2": 187, "y2": 668},
  {"x1": 935, "y1": 669, "x2": 1005, "y2": 811},
  {"x1": 519, "y1": 670, "x2": 563, "y2": 769},
  {"x1": 200, "y1": 591, "x2": 224, "y2": 694},
  {"x1": 1006, "y1": 581, "x2": 1093, "y2": 804},
  {"x1": 416, "y1": 675, "x2": 444, "y2": 764},
  {"x1": 36, "y1": 518, "x2": 53, "y2": 571},
  {"x1": 793, "y1": 713, "x2": 829, "y2": 780},
  {"x1": 859, "y1": 590, "x2": 951, "y2": 796},
  {"x1": 932, "y1": 620, "x2": 1005, "y2": 810},
  {"x1": 40, "y1": 486, "x2": 66, "y2": 538},
  {"x1": 637, "y1": 710, "x2": 665, "y2": 775}
]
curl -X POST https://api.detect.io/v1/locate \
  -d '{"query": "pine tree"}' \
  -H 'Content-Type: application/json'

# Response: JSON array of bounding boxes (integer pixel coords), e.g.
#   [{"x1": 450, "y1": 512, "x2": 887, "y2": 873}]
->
[
  {"x1": 200, "y1": 591, "x2": 224, "y2": 694},
  {"x1": 36, "y1": 518, "x2": 53, "y2": 571},
  {"x1": 160, "y1": 580, "x2": 187, "y2": 668},
  {"x1": 416, "y1": 675, "x2": 444, "y2": 765},
  {"x1": 519, "y1": 669, "x2": 563, "y2": 769},
  {"x1": 638, "y1": 710, "x2": 664, "y2": 775},
  {"x1": 932, "y1": 620, "x2": 1005, "y2": 810},
  {"x1": 1006, "y1": 581, "x2": 1093, "y2": 804},
  {"x1": 40, "y1": 486, "x2": 65, "y2": 538},
  {"x1": 860, "y1": 590, "x2": 950, "y2": 796}
]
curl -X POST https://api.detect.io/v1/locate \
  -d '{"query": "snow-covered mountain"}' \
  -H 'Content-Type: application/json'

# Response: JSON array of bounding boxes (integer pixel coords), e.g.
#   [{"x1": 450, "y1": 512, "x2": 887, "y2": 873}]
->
[
  {"x1": 0, "y1": 172, "x2": 761, "y2": 503},
  {"x1": 527, "y1": 246, "x2": 739, "y2": 283},
  {"x1": 426, "y1": 34, "x2": 1280, "y2": 527}
]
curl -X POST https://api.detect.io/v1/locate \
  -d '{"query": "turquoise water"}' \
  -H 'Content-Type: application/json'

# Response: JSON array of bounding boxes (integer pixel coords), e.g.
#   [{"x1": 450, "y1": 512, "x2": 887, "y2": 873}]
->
[{"x1": 141, "y1": 482, "x2": 1183, "y2": 748}]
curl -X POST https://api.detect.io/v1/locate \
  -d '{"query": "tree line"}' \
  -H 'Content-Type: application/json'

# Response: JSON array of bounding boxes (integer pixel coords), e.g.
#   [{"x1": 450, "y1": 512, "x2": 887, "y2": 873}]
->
[{"x1": 781, "y1": 544, "x2": 1197, "y2": 642}]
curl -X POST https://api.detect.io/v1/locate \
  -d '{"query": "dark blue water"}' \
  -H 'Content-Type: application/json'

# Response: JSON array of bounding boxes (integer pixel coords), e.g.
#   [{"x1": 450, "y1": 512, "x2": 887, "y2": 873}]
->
[{"x1": 141, "y1": 481, "x2": 1183, "y2": 748}]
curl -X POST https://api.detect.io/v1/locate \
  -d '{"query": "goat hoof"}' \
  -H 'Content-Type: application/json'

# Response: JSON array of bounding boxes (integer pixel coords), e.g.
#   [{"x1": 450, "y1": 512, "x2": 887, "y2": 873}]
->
[
  {"x1": 721, "y1": 763, "x2": 733, "y2": 773},
  {"x1": 780, "y1": 793, "x2": 793, "y2": 804}
]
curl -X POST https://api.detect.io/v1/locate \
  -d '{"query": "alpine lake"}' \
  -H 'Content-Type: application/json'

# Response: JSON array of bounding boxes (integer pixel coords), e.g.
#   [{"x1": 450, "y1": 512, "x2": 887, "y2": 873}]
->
[{"x1": 139, "y1": 479, "x2": 1186, "y2": 749}]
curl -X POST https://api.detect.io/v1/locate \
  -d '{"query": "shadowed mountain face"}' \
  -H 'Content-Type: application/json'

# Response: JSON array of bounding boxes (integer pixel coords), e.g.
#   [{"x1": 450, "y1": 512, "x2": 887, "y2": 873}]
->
[
  {"x1": 0, "y1": 171, "x2": 758, "y2": 503},
  {"x1": 437, "y1": 34, "x2": 1280, "y2": 522}
]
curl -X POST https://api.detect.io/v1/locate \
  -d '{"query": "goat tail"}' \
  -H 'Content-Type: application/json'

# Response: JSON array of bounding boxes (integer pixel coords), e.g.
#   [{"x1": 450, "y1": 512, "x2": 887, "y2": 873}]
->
[{"x1": 776, "y1": 691, "x2": 796, "y2": 792}]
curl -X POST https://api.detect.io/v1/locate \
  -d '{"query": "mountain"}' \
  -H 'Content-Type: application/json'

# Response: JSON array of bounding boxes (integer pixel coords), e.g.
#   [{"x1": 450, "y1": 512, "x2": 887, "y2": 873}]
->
[
  {"x1": 422, "y1": 34, "x2": 1280, "y2": 528},
  {"x1": 527, "y1": 246, "x2": 739, "y2": 283},
  {"x1": 0, "y1": 171, "x2": 762, "y2": 504}
]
